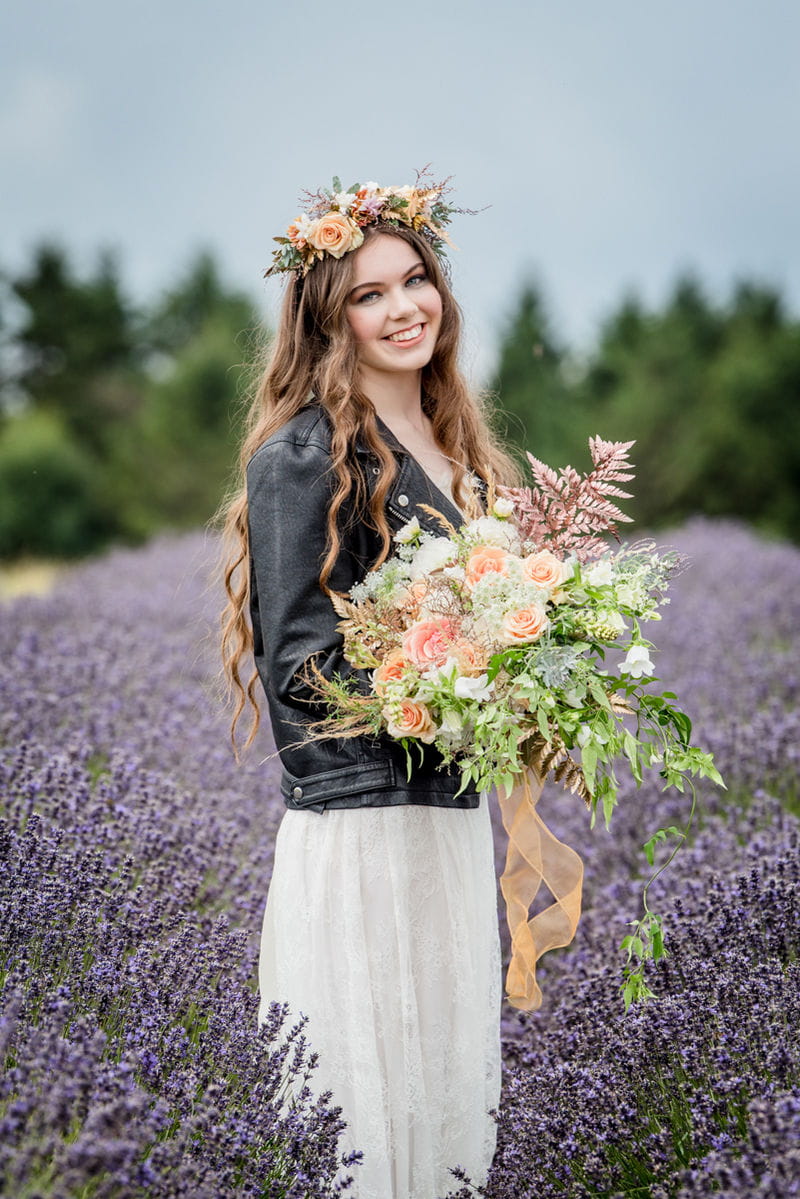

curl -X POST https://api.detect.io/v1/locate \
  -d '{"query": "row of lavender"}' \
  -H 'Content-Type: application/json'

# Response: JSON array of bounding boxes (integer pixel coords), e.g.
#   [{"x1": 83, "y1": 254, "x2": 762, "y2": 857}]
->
[
  {"x1": 474, "y1": 519, "x2": 800, "y2": 1198},
  {"x1": 2, "y1": 518, "x2": 799, "y2": 1196},
  {"x1": 1, "y1": 533, "x2": 358, "y2": 1197}
]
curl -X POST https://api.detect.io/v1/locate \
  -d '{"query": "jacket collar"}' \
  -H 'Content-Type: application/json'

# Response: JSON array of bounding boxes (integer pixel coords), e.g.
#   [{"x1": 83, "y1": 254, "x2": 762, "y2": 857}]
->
[
  {"x1": 356, "y1": 411, "x2": 470, "y2": 534},
  {"x1": 307, "y1": 396, "x2": 484, "y2": 534}
]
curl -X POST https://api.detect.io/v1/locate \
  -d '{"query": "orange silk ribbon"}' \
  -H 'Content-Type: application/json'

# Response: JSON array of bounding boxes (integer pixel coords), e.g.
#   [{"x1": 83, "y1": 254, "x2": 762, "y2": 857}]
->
[{"x1": 497, "y1": 768, "x2": 584, "y2": 1010}]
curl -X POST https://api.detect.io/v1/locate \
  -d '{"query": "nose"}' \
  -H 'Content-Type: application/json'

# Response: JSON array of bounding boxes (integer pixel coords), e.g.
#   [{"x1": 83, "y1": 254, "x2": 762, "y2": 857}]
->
[{"x1": 386, "y1": 284, "x2": 418, "y2": 322}]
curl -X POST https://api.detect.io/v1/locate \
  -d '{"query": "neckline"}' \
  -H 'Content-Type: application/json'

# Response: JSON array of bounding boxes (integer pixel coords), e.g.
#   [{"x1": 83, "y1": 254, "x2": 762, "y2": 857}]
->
[{"x1": 373, "y1": 412, "x2": 462, "y2": 512}]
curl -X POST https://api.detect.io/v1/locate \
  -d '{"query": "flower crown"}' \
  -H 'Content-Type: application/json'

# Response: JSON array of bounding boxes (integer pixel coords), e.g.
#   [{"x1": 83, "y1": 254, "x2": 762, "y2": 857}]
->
[{"x1": 264, "y1": 171, "x2": 459, "y2": 278}]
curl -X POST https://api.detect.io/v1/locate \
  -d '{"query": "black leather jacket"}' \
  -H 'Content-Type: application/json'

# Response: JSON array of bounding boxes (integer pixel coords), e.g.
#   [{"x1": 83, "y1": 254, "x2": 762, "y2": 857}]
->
[{"x1": 246, "y1": 401, "x2": 482, "y2": 813}]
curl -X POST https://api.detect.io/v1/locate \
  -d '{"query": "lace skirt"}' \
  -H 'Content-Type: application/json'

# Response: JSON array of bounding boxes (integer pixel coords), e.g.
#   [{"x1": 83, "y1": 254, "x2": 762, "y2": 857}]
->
[{"x1": 258, "y1": 794, "x2": 502, "y2": 1199}]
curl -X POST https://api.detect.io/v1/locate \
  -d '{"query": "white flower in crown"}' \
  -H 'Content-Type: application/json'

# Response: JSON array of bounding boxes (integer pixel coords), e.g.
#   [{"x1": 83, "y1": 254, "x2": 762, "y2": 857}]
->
[
  {"x1": 332, "y1": 191, "x2": 357, "y2": 212},
  {"x1": 286, "y1": 213, "x2": 316, "y2": 247}
]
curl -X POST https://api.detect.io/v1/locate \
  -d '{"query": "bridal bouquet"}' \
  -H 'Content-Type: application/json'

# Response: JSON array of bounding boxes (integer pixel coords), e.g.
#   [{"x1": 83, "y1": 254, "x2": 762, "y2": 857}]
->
[{"x1": 309, "y1": 439, "x2": 723, "y2": 1010}]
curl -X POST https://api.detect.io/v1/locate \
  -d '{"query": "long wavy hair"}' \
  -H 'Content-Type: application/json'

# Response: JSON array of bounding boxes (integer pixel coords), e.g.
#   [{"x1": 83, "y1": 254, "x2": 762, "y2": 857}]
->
[{"x1": 219, "y1": 223, "x2": 520, "y2": 749}]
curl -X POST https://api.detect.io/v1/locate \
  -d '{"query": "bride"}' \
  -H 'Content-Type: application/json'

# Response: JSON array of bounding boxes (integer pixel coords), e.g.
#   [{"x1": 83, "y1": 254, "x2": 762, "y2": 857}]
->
[{"x1": 220, "y1": 176, "x2": 519, "y2": 1197}]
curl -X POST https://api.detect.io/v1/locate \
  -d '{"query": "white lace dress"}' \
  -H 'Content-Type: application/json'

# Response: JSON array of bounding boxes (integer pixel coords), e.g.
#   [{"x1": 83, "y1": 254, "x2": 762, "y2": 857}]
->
[{"x1": 257, "y1": 472, "x2": 502, "y2": 1199}]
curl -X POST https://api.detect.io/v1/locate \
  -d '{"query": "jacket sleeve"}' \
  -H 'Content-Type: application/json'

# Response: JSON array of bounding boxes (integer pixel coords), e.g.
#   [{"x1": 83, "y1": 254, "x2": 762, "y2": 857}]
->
[{"x1": 246, "y1": 437, "x2": 373, "y2": 713}]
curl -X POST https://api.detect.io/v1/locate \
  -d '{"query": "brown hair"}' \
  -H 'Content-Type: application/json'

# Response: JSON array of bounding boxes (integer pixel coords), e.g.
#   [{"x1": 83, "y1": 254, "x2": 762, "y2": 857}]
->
[{"x1": 219, "y1": 223, "x2": 519, "y2": 749}]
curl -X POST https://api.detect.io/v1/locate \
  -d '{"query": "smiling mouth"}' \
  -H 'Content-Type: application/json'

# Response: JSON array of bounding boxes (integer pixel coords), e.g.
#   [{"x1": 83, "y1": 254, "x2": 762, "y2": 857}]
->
[{"x1": 386, "y1": 323, "x2": 424, "y2": 343}]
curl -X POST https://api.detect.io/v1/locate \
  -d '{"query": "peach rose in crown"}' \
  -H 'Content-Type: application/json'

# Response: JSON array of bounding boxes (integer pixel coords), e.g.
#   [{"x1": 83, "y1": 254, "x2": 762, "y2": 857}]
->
[
  {"x1": 500, "y1": 603, "x2": 549, "y2": 644},
  {"x1": 373, "y1": 647, "x2": 409, "y2": 697},
  {"x1": 403, "y1": 617, "x2": 457, "y2": 670},
  {"x1": 465, "y1": 545, "x2": 509, "y2": 587},
  {"x1": 522, "y1": 549, "x2": 567, "y2": 591},
  {"x1": 384, "y1": 699, "x2": 438, "y2": 743},
  {"x1": 307, "y1": 212, "x2": 364, "y2": 258}
]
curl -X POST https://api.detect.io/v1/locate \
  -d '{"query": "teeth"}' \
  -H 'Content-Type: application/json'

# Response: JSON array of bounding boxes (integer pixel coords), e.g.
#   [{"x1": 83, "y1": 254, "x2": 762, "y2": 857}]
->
[{"x1": 388, "y1": 324, "x2": 423, "y2": 343}]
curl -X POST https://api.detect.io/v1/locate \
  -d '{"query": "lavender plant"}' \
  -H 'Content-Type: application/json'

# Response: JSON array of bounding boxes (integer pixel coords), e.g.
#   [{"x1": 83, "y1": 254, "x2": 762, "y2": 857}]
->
[
  {"x1": 1, "y1": 518, "x2": 798, "y2": 1196},
  {"x1": 1, "y1": 533, "x2": 359, "y2": 1196}
]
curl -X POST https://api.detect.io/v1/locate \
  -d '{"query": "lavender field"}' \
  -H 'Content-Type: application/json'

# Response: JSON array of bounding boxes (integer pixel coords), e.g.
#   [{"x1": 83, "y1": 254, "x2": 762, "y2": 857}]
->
[{"x1": 2, "y1": 518, "x2": 799, "y2": 1198}]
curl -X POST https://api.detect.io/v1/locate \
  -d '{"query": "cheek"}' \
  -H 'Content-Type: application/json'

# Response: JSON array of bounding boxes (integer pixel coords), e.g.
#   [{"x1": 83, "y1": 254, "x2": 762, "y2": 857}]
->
[
  {"x1": 346, "y1": 306, "x2": 378, "y2": 345},
  {"x1": 426, "y1": 287, "x2": 443, "y2": 324}
]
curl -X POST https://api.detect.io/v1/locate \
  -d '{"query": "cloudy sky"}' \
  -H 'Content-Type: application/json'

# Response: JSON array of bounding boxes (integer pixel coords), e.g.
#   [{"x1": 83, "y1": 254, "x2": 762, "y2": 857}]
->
[{"x1": 2, "y1": 0, "x2": 798, "y2": 379}]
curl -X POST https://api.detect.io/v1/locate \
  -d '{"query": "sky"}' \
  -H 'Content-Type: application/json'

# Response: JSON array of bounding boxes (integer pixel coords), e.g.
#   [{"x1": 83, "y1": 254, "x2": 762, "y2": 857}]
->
[{"x1": 2, "y1": 0, "x2": 799, "y2": 381}]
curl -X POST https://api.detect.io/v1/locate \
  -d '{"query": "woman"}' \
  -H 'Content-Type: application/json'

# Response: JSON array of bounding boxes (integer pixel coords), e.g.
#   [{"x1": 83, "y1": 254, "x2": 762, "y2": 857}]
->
[{"x1": 221, "y1": 178, "x2": 519, "y2": 1198}]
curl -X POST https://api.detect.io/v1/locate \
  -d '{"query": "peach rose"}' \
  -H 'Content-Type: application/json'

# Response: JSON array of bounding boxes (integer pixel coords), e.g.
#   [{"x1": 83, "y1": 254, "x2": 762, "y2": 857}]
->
[
  {"x1": 465, "y1": 544, "x2": 509, "y2": 587},
  {"x1": 408, "y1": 579, "x2": 429, "y2": 610},
  {"x1": 306, "y1": 212, "x2": 364, "y2": 258},
  {"x1": 522, "y1": 549, "x2": 566, "y2": 591},
  {"x1": 373, "y1": 647, "x2": 408, "y2": 696},
  {"x1": 402, "y1": 618, "x2": 456, "y2": 670},
  {"x1": 384, "y1": 699, "x2": 437, "y2": 744},
  {"x1": 452, "y1": 639, "x2": 488, "y2": 677},
  {"x1": 500, "y1": 604, "x2": 549, "y2": 644}
]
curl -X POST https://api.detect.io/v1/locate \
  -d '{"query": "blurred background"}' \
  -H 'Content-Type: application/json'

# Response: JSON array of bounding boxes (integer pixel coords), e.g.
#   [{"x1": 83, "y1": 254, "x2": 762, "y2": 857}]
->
[{"x1": 2, "y1": 0, "x2": 799, "y2": 571}]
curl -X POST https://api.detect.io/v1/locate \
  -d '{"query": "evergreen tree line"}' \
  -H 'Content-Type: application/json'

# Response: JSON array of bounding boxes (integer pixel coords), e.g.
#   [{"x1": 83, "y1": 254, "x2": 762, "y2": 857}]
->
[
  {"x1": 492, "y1": 279, "x2": 800, "y2": 540},
  {"x1": 1, "y1": 246, "x2": 798, "y2": 560},
  {"x1": 0, "y1": 245, "x2": 258, "y2": 557}
]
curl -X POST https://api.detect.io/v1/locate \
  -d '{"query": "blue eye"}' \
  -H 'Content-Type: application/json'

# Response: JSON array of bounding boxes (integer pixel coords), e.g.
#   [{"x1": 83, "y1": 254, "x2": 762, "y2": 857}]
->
[
  {"x1": 357, "y1": 290, "x2": 380, "y2": 304},
  {"x1": 407, "y1": 273, "x2": 427, "y2": 287}
]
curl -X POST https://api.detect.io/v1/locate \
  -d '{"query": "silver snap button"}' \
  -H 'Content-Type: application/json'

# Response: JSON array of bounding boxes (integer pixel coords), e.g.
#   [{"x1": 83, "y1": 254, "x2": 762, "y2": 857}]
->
[
  {"x1": 397, "y1": 494, "x2": 409, "y2": 507},
  {"x1": 292, "y1": 785, "x2": 303, "y2": 799}
]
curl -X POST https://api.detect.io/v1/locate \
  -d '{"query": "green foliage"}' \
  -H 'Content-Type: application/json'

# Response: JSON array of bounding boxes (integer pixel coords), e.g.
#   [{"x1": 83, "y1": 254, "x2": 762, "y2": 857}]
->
[
  {"x1": 493, "y1": 275, "x2": 800, "y2": 540},
  {"x1": 0, "y1": 410, "x2": 120, "y2": 557},
  {"x1": 0, "y1": 244, "x2": 261, "y2": 559}
]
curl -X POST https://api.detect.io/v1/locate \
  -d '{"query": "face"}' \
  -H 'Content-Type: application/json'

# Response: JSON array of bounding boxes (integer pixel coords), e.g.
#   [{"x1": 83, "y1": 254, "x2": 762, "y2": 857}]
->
[{"x1": 345, "y1": 234, "x2": 443, "y2": 385}]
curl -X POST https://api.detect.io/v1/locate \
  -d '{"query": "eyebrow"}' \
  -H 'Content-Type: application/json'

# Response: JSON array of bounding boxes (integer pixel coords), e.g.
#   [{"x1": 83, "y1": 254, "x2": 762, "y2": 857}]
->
[{"x1": 348, "y1": 261, "x2": 426, "y2": 298}]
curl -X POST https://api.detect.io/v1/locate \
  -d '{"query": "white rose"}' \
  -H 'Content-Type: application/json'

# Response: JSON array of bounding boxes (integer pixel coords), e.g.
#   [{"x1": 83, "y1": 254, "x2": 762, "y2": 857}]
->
[
  {"x1": 409, "y1": 537, "x2": 457, "y2": 579},
  {"x1": 492, "y1": 496, "x2": 515, "y2": 518},
  {"x1": 586, "y1": 559, "x2": 614, "y2": 586},
  {"x1": 621, "y1": 645, "x2": 655, "y2": 678},
  {"x1": 467, "y1": 516, "x2": 520, "y2": 551}
]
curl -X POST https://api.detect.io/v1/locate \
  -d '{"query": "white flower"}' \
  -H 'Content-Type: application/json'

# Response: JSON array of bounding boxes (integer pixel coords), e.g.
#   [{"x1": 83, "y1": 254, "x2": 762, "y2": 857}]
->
[
  {"x1": 453, "y1": 673, "x2": 493, "y2": 701},
  {"x1": 332, "y1": 191, "x2": 356, "y2": 211},
  {"x1": 466, "y1": 516, "x2": 520, "y2": 551},
  {"x1": 597, "y1": 608, "x2": 627, "y2": 635},
  {"x1": 361, "y1": 180, "x2": 380, "y2": 193},
  {"x1": 394, "y1": 516, "x2": 422, "y2": 544},
  {"x1": 440, "y1": 709, "x2": 465, "y2": 734},
  {"x1": 409, "y1": 536, "x2": 456, "y2": 579},
  {"x1": 577, "y1": 723, "x2": 607, "y2": 747},
  {"x1": 621, "y1": 645, "x2": 655, "y2": 678},
  {"x1": 586, "y1": 559, "x2": 614, "y2": 586},
  {"x1": 492, "y1": 496, "x2": 515, "y2": 518}
]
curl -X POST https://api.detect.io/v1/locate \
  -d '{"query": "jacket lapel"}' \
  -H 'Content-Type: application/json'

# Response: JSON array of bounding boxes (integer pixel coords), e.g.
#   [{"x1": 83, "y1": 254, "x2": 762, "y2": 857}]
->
[{"x1": 356, "y1": 413, "x2": 469, "y2": 534}]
